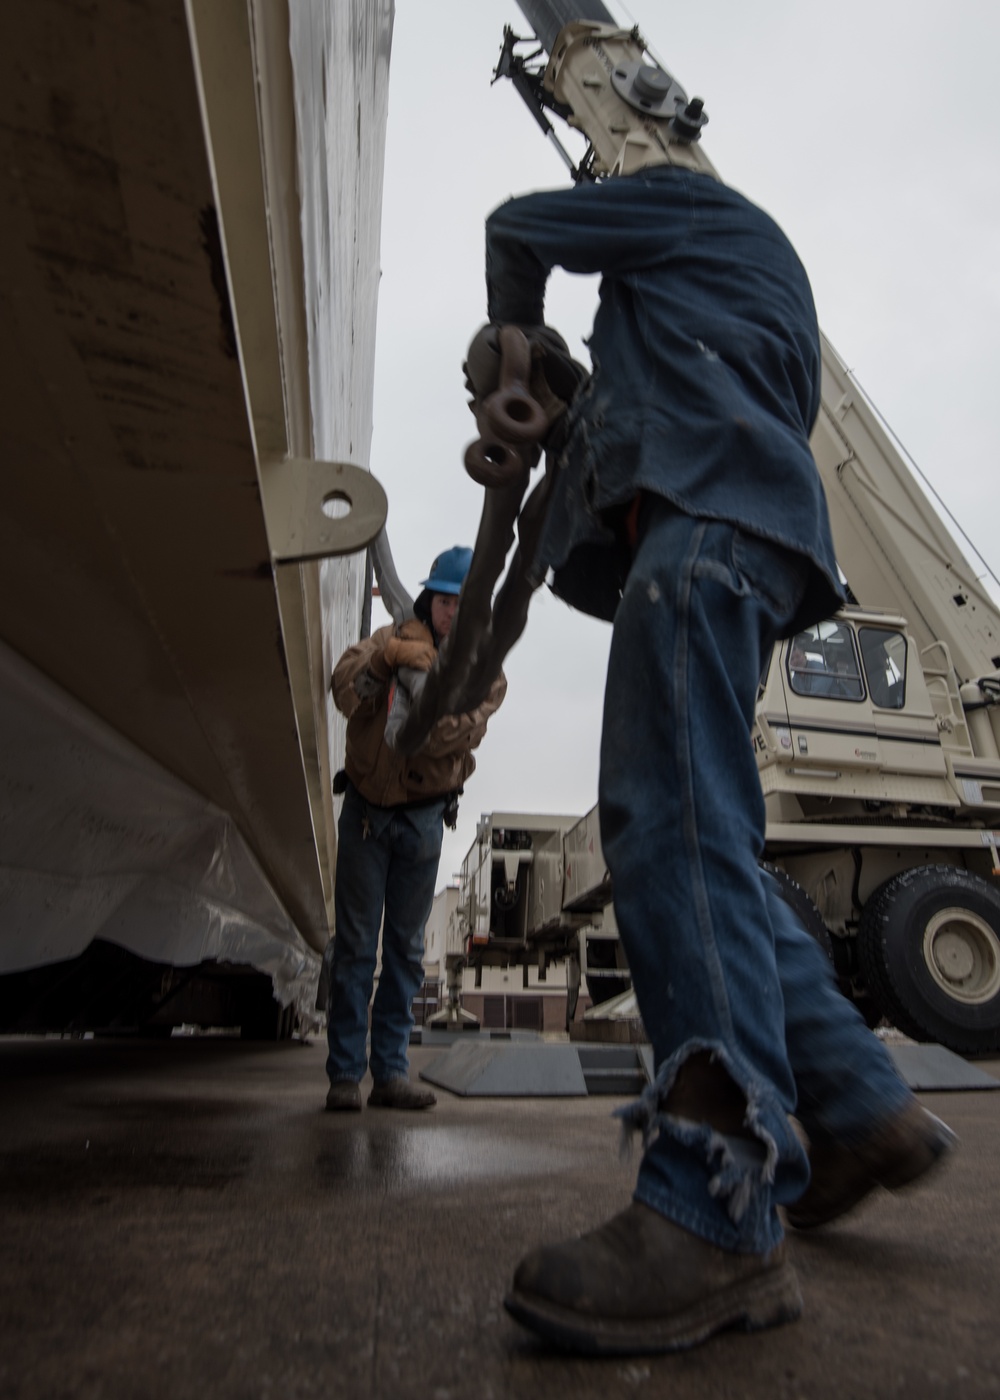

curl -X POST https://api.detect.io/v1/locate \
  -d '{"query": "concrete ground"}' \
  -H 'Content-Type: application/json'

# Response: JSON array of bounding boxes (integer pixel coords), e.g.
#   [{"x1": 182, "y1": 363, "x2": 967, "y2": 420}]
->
[{"x1": 1, "y1": 1035, "x2": 998, "y2": 1400}]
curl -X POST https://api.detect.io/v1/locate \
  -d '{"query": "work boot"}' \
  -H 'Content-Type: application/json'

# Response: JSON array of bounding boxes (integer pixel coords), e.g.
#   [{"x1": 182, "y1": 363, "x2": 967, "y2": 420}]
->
[
  {"x1": 504, "y1": 1201, "x2": 802, "y2": 1356},
  {"x1": 325, "y1": 1080, "x2": 362, "y2": 1112},
  {"x1": 367, "y1": 1078, "x2": 436, "y2": 1110},
  {"x1": 786, "y1": 1101, "x2": 957, "y2": 1230}
]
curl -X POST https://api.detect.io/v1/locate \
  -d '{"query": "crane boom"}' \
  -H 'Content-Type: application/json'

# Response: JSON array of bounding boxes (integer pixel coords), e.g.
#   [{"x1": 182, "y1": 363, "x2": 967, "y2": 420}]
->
[
  {"x1": 815, "y1": 336, "x2": 1000, "y2": 686},
  {"x1": 514, "y1": 0, "x2": 615, "y2": 54}
]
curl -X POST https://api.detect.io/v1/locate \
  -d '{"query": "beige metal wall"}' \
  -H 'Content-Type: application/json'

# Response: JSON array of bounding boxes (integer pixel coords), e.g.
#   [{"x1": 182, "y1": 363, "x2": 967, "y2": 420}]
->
[{"x1": 0, "y1": 0, "x2": 393, "y2": 979}]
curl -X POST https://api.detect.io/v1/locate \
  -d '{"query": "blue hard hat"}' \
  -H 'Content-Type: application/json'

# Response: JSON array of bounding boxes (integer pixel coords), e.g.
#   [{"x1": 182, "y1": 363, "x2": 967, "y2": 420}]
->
[{"x1": 420, "y1": 546, "x2": 473, "y2": 595}]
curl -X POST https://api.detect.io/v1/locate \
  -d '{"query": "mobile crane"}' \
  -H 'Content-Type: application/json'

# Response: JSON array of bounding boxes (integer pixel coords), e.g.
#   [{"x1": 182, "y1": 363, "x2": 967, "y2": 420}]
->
[
  {"x1": 437, "y1": 3, "x2": 1000, "y2": 1056},
  {"x1": 755, "y1": 338, "x2": 1000, "y2": 1053}
]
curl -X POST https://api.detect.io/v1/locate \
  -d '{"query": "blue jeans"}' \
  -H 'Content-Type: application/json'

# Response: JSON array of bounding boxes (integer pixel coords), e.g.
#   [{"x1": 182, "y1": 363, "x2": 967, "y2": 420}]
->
[
  {"x1": 326, "y1": 782, "x2": 445, "y2": 1085},
  {"x1": 600, "y1": 500, "x2": 910, "y2": 1254}
]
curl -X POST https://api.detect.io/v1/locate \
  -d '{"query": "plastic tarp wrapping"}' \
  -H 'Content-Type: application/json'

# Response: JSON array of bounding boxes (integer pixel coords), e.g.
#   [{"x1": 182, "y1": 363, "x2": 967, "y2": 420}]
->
[
  {"x1": 288, "y1": 0, "x2": 394, "y2": 801},
  {"x1": 0, "y1": 639, "x2": 319, "y2": 1017}
]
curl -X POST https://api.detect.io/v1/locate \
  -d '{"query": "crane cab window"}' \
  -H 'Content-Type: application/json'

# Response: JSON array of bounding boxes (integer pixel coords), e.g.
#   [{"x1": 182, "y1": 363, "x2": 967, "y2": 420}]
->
[
  {"x1": 787, "y1": 620, "x2": 865, "y2": 701},
  {"x1": 859, "y1": 627, "x2": 907, "y2": 709}
]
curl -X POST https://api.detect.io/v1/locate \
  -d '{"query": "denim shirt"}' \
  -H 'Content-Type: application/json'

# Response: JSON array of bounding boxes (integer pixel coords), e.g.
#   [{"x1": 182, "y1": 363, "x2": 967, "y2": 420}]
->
[{"x1": 485, "y1": 167, "x2": 844, "y2": 630}]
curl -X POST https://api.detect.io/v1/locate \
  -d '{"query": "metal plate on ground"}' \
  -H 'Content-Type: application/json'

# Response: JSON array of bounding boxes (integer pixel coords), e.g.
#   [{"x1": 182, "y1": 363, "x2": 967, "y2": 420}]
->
[
  {"x1": 411, "y1": 1028, "x2": 542, "y2": 1047},
  {"x1": 419, "y1": 1041, "x2": 588, "y2": 1097},
  {"x1": 422, "y1": 1037, "x2": 1000, "y2": 1097},
  {"x1": 887, "y1": 1043, "x2": 1000, "y2": 1092},
  {"x1": 633, "y1": 1042, "x2": 1000, "y2": 1094}
]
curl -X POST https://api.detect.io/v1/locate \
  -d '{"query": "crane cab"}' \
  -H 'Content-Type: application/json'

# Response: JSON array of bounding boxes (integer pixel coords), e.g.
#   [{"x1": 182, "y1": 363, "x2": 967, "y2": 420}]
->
[{"x1": 754, "y1": 606, "x2": 1000, "y2": 822}]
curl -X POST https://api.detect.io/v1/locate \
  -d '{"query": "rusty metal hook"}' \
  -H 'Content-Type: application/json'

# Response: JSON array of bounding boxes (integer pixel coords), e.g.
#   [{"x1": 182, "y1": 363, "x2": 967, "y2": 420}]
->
[
  {"x1": 481, "y1": 325, "x2": 549, "y2": 444},
  {"x1": 463, "y1": 326, "x2": 548, "y2": 488},
  {"x1": 463, "y1": 422, "x2": 534, "y2": 490}
]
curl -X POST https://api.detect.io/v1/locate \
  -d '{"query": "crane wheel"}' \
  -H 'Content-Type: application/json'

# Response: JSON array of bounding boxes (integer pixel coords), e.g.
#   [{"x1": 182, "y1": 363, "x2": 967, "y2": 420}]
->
[
  {"x1": 761, "y1": 862, "x2": 882, "y2": 1026},
  {"x1": 859, "y1": 865, "x2": 1000, "y2": 1055},
  {"x1": 761, "y1": 862, "x2": 834, "y2": 961}
]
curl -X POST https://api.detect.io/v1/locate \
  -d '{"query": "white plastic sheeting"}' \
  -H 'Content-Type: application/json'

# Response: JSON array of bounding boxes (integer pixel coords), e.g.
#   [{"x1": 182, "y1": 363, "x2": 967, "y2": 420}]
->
[
  {"x1": 289, "y1": 0, "x2": 395, "y2": 767},
  {"x1": 0, "y1": 640, "x2": 318, "y2": 1014}
]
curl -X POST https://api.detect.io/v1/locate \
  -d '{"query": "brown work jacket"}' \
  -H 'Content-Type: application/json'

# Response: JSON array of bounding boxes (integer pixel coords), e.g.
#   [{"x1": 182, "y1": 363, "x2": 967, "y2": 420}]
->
[{"x1": 332, "y1": 620, "x2": 506, "y2": 808}]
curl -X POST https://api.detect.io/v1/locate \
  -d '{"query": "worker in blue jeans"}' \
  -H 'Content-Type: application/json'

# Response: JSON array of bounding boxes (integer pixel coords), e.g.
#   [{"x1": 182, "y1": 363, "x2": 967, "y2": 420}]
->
[
  {"x1": 484, "y1": 164, "x2": 956, "y2": 1353},
  {"x1": 325, "y1": 548, "x2": 506, "y2": 1111}
]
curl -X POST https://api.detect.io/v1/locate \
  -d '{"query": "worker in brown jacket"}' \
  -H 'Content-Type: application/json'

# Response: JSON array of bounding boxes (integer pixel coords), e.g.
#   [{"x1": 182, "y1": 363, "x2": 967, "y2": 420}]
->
[{"x1": 325, "y1": 547, "x2": 506, "y2": 1111}]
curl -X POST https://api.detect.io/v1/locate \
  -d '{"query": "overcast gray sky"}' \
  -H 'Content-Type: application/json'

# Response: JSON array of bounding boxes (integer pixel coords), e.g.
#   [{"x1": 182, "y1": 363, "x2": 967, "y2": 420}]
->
[{"x1": 368, "y1": 0, "x2": 1000, "y2": 885}]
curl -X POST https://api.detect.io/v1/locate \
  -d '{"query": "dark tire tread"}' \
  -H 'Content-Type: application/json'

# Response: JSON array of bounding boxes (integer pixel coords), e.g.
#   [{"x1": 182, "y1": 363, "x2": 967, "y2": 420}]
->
[
  {"x1": 858, "y1": 864, "x2": 1000, "y2": 1055},
  {"x1": 761, "y1": 861, "x2": 835, "y2": 963}
]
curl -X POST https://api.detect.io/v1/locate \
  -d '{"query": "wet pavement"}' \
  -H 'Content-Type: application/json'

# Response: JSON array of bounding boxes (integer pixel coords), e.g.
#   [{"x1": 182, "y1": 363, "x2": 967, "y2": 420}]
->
[{"x1": 1, "y1": 1035, "x2": 998, "y2": 1400}]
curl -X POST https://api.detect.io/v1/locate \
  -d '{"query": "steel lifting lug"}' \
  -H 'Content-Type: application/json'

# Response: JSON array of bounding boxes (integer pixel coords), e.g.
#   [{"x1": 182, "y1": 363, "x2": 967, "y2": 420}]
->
[
  {"x1": 483, "y1": 326, "x2": 550, "y2": 445},
  {"x1": 464, "y1": 325, "x2": 547, "y2": 489}
]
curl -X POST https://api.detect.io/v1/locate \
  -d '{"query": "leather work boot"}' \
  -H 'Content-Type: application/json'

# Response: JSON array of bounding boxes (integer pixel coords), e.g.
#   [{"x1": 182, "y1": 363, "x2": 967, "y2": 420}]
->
[
  {"x1": 367, "y1": 1078, "x2": 436, "y2": 1110},
  {"x1": 786, "y1": 1101, "x2": 957, "y2": 1230},
  {"x1": 325, "y1": 1080, "x2": 362, "y2": 1112},
  {"x1": 504, "y1": 1201, "x2": 802, "y2": 1356}
]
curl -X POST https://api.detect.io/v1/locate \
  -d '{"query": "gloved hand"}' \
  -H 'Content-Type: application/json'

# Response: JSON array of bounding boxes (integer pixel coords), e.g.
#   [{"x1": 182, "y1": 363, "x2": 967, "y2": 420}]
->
[
  {"x1": 355, "y1": 665, "x2": 389, "y2": 695},
  {"x1": 527, "y1": 324, "x2": 590, "y2": 406},
  {"x1": 384, "y1": 634, "x2": 436, "y2": 673},
  {"x1": 463, "y1": 322, "x2": 588, "y2": 453}
]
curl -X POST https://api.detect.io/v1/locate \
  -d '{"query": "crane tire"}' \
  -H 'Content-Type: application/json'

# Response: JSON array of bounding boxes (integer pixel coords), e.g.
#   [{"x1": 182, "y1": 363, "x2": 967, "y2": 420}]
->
[
  {"x1": 762, "y1": 861, "x2": 883, "y2": 1027},
  {"x1": 761, "y1": 861, "x2": 835, "y2": 963},
  {"x1": 858, "y1": 864, "x2": 1000, "y2": 1055}
]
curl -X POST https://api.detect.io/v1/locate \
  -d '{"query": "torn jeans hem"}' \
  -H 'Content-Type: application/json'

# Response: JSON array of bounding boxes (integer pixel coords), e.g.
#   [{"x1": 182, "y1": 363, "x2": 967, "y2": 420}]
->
[{"x1": 615, "y1": 1038, "x2": 800, "y2": 1251}]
